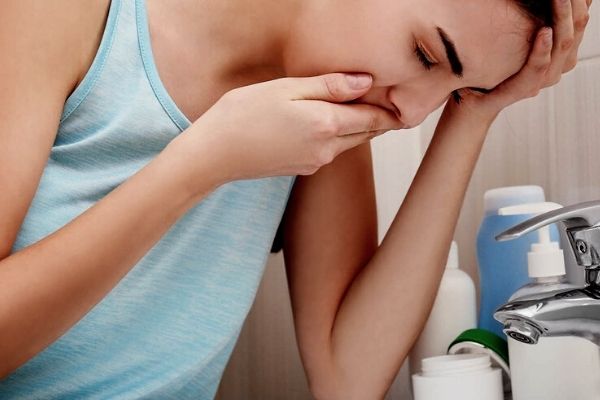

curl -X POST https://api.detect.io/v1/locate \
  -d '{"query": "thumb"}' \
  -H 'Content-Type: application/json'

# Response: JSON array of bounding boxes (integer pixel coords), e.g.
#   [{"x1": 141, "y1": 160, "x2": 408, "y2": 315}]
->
[{"x1": 290, "y1": 72, "x2": 373, "y2": 102}]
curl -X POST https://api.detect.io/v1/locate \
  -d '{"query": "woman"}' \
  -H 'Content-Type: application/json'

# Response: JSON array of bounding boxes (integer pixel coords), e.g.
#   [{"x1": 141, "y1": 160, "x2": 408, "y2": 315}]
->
[{"x1": 0, "y1": 0, "x2": 591, "y2": 398}]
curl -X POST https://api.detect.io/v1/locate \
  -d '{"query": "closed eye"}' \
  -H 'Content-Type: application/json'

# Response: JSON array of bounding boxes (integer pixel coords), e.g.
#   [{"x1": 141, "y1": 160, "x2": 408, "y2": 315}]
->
[
  {"x1": 470, "y1": 87, "x2": 493, "y2": 94},
  {"x1": 451, "y1": 87, "x2": 494, "y2": 105},
  {"x1": 414, "y1": 40, "x2": 436, "y2": 71}
]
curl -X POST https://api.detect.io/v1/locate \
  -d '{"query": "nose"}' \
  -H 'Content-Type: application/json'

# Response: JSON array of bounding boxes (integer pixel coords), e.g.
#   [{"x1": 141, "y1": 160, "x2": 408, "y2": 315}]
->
[
  {"x1": 389, "y1": 89, "x2": 449, "y2": 128},
  {"x1": 352, "y1": 85, "x2": 451, "y2": 128}
]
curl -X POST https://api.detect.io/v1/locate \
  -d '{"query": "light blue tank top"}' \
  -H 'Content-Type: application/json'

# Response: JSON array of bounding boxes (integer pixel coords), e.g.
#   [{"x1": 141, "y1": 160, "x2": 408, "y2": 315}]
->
[{"x1": 0, "y1": 0, "x2": 296, "y2": 398}]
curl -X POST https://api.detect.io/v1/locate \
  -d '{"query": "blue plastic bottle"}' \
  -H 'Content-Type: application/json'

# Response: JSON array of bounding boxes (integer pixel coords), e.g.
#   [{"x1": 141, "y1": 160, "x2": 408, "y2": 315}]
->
[{"x1": 476, "y1": 186, "x2": 560, "y2": 337}]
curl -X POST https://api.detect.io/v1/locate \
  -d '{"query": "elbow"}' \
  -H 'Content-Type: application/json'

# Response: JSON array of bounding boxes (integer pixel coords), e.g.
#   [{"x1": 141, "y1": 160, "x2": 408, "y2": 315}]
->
[
  {"x1": 307, "y1": 368, "x2": 347, "y2": 400},
  {"x1": 309, "y1": 377, "x2": 387, "y2": 400},
  {"x1": 310, "y1": 388, "x2": 387, "y2": 400},
  {"x1": 302, "y1": 343, "x2": 390, "y2": 399},
  {"x1": 310, "y1": 384, "x2": 348, "y2": 400},
  {"x1": 307, "y1": 371, "x2": 339, "y2": 400}
]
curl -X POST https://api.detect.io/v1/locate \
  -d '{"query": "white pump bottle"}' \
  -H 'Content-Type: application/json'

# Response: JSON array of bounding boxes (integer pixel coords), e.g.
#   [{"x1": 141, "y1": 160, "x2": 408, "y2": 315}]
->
[{"x1": 408, "y1": 241, "x2": 477, "y2": 380}]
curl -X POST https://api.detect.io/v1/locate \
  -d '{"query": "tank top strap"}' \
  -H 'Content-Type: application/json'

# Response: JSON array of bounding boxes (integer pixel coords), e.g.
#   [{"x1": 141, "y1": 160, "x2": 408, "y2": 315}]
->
[
  {"x1": 135, "y1": 0, "x2": 191, "y2": 131},
  {"x1": 60, "y1": 0, "x2": 122, "y2": 123},
  {"x1": 59, "y1": 0, "x2": 191, "y2": 132}
]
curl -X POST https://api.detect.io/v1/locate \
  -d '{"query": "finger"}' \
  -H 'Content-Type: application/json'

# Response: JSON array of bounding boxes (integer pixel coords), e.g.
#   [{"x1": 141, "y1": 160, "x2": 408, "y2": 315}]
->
[
  {"x1": 493, "y1": 28, "x2": 553, "y2": 106},
  {"x1": 545, "y1": 0, "x2": 575, "y2": 82},
  {"x1": 334, "y1": 130, "x2": 386, "y2": 155},
  {"x1": 552, "y1": 0, "x2": 575, "y2": 58},
  {"x1": 288, "y1": 72, "x2": 373, "y2": 102},
  {"x1": 564, "y1": 0, "x2": 590, "y2": 72},
  {"x1": 320, "y1": 101, "x2": 403, "y2": 138}
]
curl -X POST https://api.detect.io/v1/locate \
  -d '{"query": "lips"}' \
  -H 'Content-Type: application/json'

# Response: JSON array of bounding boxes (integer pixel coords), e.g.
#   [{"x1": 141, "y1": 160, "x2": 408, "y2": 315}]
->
[
  {"x1": 386, "y1": 102, "x2": 409, "y2": 129},
  {"x1": 385, "y1": 91, "x2": 408, "y2": 128},
  {"x1": 390, "y1": 103, "x2": 402, "y2": 120}
]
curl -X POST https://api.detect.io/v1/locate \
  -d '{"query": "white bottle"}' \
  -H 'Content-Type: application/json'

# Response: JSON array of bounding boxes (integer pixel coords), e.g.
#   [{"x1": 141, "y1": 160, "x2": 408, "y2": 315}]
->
[
  {"x1": 499, "y1": 202, "x2": 600, "y2": 400},
  {"x1": 409, "y1": 241, "x2": 477, "y2": 379}
]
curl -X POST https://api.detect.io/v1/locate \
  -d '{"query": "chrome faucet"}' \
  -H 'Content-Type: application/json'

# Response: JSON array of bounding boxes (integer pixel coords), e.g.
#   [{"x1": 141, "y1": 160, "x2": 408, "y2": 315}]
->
[{"x1": 493, "y1": 200, "x2": 600, "y2": 346}]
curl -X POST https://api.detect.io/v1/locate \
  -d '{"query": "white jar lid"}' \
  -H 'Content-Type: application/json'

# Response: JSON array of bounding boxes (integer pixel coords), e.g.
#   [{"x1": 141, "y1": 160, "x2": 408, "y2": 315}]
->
[{"x1": 421, "y1": 354, "x2": 491, "y2": 377}]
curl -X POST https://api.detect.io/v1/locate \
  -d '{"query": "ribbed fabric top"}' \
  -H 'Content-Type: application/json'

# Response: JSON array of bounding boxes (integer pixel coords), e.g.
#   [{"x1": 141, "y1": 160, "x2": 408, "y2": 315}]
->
[{"x1": 0, "y1": 0, "x2": 296, "y2": 398}]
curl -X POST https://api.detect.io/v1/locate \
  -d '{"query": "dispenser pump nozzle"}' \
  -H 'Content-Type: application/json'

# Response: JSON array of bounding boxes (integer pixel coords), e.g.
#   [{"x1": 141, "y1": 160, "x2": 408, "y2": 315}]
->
[
  {"x1": 498, "y1": 202, "x2": 565, "y2": 278},
  {"x1": 538, "y1": 225, "x2": 551, "y2": 245}
]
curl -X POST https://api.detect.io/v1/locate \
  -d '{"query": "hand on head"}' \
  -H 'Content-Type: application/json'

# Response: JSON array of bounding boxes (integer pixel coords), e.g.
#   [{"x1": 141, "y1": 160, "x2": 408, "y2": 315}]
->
[{"x1": 459, "y1": 0, "x2": 592, "y2": 115}]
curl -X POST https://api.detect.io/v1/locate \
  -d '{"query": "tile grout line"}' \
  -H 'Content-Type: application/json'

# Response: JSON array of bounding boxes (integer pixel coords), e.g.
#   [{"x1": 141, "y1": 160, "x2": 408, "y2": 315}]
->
[{"x1": 578, "y1": 55, "x2": 600, "y2": 64}]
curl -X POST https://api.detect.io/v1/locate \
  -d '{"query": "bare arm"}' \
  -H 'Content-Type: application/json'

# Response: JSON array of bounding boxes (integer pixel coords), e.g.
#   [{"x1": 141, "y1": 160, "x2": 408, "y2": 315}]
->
[
  {"x1": 0, "y1": 0, "x2": 227, "y2": 378},
  {"x1": 305, "y1": 0, "x2": 590, "y2": 396},
  {"x1": 0, "y1": 133, "x2": 223, "y2": 378},
  {"x1": 326, "y1": 102, "x2": 491, "y2": 398}
]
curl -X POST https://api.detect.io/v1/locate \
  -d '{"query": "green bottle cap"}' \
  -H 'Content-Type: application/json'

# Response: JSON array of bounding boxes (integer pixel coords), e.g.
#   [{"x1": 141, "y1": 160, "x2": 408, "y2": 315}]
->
[
  {"x1": 448, "y1": 328, "x2": 509, "y2": 365},
  {"x1": 447, "y1": 328, "x2": 511, "y2": 394}
]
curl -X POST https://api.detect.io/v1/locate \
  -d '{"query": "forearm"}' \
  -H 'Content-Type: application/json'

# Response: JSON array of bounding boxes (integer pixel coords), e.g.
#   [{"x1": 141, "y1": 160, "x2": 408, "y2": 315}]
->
[
  {"x1": 326, "y1": 102, "x2": 495, "y2": 399},
  {"x1": 0, "y1": 131, "x2": 223, "y2": 378}
]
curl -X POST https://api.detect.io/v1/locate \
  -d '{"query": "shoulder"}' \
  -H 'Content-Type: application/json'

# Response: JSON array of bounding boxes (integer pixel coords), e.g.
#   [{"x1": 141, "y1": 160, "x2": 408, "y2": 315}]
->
[{"x1": 0, "y1": 0, "x2": 112, "y2": 97}]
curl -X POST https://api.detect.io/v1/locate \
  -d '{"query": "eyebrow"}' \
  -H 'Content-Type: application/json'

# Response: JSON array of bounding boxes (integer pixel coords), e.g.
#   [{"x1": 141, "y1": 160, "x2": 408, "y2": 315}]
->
[{"x1": 436, "y1": 26, "x2": 463, "y2": 78}]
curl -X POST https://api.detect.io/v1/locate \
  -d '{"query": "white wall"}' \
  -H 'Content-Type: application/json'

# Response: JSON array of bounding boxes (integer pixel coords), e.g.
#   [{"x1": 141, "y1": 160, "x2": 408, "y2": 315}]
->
[
  {"x1": 371, "y1": 128, "x2": 423, "y2": 243},
  {"x1": 371, "y1": 128, "x2": 423, "y2": 400}
]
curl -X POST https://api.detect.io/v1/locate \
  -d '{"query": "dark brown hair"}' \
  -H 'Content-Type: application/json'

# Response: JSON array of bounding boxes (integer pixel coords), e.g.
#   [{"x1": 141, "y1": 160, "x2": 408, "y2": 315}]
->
[{"x1": 515, "y1": 0, "x2": 554, "y2": 29}]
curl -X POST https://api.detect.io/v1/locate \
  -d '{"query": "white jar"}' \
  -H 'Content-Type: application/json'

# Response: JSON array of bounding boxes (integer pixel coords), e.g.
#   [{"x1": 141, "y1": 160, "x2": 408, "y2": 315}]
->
[{"x1": 412, "y1": 354, "x2": 503, "y2": 400}]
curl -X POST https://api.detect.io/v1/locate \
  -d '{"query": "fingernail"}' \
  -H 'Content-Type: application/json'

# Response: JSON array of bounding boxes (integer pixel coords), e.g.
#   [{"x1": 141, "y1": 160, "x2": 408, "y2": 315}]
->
[
  {"x1": 345, "y1": 73, "x2": 372, "y2": 89},
  {"x1": 544, "y1": 28, "x2": 553, "y2": 46}
]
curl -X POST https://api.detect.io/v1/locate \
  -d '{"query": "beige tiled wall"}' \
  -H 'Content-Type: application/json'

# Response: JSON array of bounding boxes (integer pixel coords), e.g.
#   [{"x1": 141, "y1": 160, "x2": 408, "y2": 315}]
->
[{"x1": 420, "y1": 7, "x2": 600, "y2": 305}]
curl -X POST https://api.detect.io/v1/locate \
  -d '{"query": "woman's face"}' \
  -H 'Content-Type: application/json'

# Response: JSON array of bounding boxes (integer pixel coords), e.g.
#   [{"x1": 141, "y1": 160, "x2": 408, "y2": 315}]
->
[{"x1": 284, "y1": 0, "x2": 535, "y2": 127}]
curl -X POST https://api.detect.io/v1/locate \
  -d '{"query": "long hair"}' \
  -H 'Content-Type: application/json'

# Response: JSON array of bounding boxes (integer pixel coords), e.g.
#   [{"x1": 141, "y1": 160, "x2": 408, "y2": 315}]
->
[{"x1": 514, "y1": 0, "x2": 554, "y2": 29}]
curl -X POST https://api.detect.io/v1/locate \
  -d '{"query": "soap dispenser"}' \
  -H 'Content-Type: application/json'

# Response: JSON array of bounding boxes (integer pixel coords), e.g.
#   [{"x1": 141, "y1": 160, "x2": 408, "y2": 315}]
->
[
  {"x1": 476, "y1": 186, "x2": 560, "y2": 337},
  {"x1": 498, "y1": 202, "x2": 575, "y2": 301},
  {"x1": 497, "y1": 202, "x2": 600, "y2": 400}
]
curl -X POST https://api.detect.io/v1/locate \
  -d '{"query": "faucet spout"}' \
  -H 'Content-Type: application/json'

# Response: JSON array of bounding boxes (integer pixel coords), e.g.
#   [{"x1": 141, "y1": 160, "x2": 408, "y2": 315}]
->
[
  {"x1": 494, "y1": 286, "x2": 600, "y2": 346},
  {"x1": 492, "y1": 200, "x2": 600, "y2": 347}
]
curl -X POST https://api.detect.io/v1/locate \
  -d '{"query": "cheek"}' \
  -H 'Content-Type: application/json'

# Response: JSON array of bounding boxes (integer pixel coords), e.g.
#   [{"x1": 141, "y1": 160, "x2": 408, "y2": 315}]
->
[
  {"x1": 372, "y1": 61, "x2": 427, "y2": 88},
  {"x1": 393, "y1": 71, "x2": 456, "y2": 101},
  {"x1": 373, "y1": 48, "x2": 456, "y2": 92}
]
